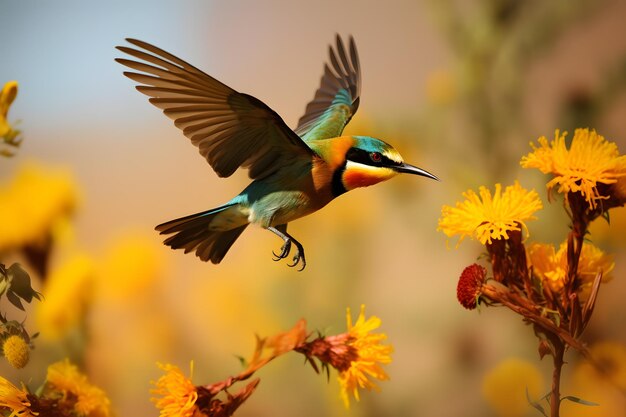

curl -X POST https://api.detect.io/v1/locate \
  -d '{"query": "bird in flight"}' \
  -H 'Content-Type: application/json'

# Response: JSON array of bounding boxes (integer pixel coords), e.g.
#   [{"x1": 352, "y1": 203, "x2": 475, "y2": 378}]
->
[{"x1": 116, "y1": 35, "x2": 437, "y2": 271}]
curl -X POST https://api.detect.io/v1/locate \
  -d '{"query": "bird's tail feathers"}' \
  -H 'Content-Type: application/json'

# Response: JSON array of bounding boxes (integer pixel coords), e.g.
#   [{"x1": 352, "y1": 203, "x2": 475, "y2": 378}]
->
[{"x1": 155, "y1": 203, "x2": 247, "y2": 264}]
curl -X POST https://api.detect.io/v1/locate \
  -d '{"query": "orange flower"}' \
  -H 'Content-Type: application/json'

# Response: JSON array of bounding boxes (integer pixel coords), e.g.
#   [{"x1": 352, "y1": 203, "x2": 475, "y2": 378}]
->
[
  {"x1": 528, "y1": 241, "x2": 613, "y2": 299},
  {"x1": 338, "y1": 305, "x2": 393, "y2": 408},
  {"x1": 521, "y1": 129, "x2": 626, "y2": 209},
  {"x1": 151, "y1": 362, "x2": 198, "y2": 417},
  {"x1": 0, "y1": 375, "x2": 36, "y2": 417},
  {"x1": 46, "y1": 359, "x2": 111, "y2": 417},
  {"x1": 439, "y1": 181, "x2": 542, "y2": 246}
]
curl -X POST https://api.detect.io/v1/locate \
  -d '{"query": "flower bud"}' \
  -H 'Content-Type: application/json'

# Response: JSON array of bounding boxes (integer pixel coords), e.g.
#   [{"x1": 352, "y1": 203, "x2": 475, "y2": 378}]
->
[
  {"x1": 2, "y1": 335, "x2": 29, "y2": 369},
  {"x1": 457, "y1": 264, "x2": 487, "y2": 310}
]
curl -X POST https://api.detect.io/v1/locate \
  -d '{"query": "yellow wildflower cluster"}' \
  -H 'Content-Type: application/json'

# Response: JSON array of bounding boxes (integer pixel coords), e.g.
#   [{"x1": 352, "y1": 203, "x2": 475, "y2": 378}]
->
[
  {"x1": 0, "y1": 359, "x2": 112, "y2": 417},
  {"x1": 36, "y1": 254, "x2": 95, "y2": 341},
  {"x1": 564, "y1": 342, "x2": 626, "y2": 416},
  {"x1": 440, "y1": 128, "x2": 622, "y2": 300},
  {"x1": 151, "y1": 305, "x2": 392, "y2": 415},
  {"x1": 98, "y1": 233, "x2": 163, "y2": 300},
  {"x1": 46, "y1": 359, "x2": 112, "y2": 417},
  {"x1": 482, "y1": 358, "x2": 544, "y2": 417},
  {"x1": 440, "y1": 128, "x2": 625, "y2": 417},
  {"x1": 528, "y1": 241, "x2": 614, "y2": 297},
  {"x1": 0, "y1": 162, "x2": 78, "y2": 253}
]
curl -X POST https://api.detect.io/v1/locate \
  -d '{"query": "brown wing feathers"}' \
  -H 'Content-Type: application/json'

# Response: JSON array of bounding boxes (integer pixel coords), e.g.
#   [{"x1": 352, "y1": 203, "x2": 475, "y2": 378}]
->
[{"x1": 116, "y1": 38, "x2": 314, "y2": 179}]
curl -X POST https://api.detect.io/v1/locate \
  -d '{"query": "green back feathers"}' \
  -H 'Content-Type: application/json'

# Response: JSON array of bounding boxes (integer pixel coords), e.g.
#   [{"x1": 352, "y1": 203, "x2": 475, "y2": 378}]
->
[{"x1": 295, "y1": 35, "x2": 361, "y2": 142}]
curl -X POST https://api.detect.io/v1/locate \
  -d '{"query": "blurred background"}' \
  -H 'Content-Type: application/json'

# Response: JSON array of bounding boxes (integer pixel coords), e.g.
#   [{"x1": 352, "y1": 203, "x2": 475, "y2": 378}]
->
[{"x1": 2, "y1": 0, "x2": 626, "y2": 416}]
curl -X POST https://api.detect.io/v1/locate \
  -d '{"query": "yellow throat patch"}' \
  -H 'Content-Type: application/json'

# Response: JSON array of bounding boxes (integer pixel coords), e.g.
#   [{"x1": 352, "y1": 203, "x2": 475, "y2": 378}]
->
[{"x1": 343, "y1": 161, "x2": 397, "y2": 190}]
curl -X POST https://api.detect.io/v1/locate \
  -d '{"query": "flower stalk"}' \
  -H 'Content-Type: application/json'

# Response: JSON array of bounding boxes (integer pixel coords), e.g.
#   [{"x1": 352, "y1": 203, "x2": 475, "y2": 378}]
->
[
  {"x1": 440, "y1": 128, "x2": 626, "y2": 417},
  {"x1": 550, "y1": 339, "x2": 565, "y2": 417},
  {"x1": 151, "y1": 306, "x2": 392, "y2": 416}
]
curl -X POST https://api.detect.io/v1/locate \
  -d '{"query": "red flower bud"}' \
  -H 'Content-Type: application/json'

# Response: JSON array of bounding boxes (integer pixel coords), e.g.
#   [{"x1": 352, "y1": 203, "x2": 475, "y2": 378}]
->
[{"x1": 457, "y1": 264, "x2": 487, "y2": 310}]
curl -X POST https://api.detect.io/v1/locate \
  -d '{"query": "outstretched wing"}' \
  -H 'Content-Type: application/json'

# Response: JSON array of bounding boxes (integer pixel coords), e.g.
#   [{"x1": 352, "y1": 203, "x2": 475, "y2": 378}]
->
[
  {"x1": 295, "y1": 35, "x2": 361, "y2": 141},
  {"x1": 116, "y1": 39, "x2": 316, "y2": 179}
]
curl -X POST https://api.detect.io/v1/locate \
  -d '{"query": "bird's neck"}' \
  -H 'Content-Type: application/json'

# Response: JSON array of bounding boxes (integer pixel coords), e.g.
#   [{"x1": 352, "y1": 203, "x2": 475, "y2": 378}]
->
[{"x1": 308, "y1": 136, "x2": 355, "y2": 168}]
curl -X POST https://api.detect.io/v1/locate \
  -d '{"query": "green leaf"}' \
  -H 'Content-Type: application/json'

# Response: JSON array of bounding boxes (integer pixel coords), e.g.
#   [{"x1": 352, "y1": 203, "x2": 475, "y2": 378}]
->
[
  {"x1": 526, "y1": 387, "x2": 549, "y2": 417},
  {"x1": 235, "y1": 355, "x2": 248, "y2": 368},
  {"x1": 561, "y1": 396, "x2": 599, "y2": 406},
  {"x1": 6, "y1": 290, "x2": 25, "y2": 311},
  {"x1": 34, "y1": 380, "x2": 47, "y2": 397},
  {"x1": 0, "y1": 148, "x2": 16, "y2": 157},
  {"x1": 7, "y1": 263, "x2": 40, "y2": 303},
  {"x1": 0, "y1": 279, "x2": 8, "y2": 297}
]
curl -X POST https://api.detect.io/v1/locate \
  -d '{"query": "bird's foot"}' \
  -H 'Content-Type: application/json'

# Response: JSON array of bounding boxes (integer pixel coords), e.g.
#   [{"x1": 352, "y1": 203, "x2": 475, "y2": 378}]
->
[
  {"x1": 268, "y1": 225, "x2": 307, "y2": 271},
  {"x1": 272, "y1": 240, "x2": 292, "y2": 261},
  {"x1": 287, "y1": 239, "x2": 306, "y2": 271}
]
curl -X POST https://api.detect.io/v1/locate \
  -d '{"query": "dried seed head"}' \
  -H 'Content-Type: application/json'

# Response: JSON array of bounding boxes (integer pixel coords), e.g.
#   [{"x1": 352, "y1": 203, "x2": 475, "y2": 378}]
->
[{"x1": 457, "y1": 264, "x2": 487, "y2": 310}]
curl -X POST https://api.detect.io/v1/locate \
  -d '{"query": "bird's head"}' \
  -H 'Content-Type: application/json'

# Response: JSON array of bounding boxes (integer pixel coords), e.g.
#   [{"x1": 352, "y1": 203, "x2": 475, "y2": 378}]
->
[{"x1": 338, "y1": 136, "x2": 438, "y2": 192}]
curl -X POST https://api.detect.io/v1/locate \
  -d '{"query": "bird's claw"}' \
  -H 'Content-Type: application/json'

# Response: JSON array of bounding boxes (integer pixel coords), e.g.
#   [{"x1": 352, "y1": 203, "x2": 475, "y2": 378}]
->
[
  {"x1": 272, "y1": 240, "x2": 292, "y2": 261},
  {"x1": 271, "y1": 238, "x2": 306, "y2": 271},
  {"x1": 268, "y1": 226, "x2": 307, "y2": 271},
  {"x1": 286, "y1": 241, "x2": 306, "y2": 271}
]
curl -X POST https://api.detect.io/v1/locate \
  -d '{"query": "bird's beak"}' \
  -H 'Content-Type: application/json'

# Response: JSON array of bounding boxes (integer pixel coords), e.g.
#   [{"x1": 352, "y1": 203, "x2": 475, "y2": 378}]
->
[{"x1": 394, "y1": 163, "x2": 439, "y2": 181}]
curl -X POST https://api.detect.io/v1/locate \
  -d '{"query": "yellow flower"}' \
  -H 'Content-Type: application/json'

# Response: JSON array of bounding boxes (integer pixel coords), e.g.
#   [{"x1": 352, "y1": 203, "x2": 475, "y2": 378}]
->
[
  {"x1": 338, "y1": 305, "x2": 393, "y2": 409},
  {"x1": 0, "y1": 162, "x2": 78, "y2": 253},
  {"x1": 564, "y1": 342, "x2": 626, "y2": 416},
  {"x1": 0, "y1": 81, "x2": 18, "y2": 137},
  {"x1": 482, "y1": 358, "x2": 544, "y2": 417},
  {"x1": 589, "y1": 206, "x2": 626, "y2": 246},
  {"x1": 98, "y1": 233, "x2": 163, "y2": 300},
  {"x1": 46, "y1": 359, "x2": 111, "y2": 417},
  {"x1": 2, "y1": 335, "x2": 30, "y2": 369},
  {"x1": 585, "y1": 342, "x2": 626, "y2": 391},
  {"x1": 438, "y1": 181, "x2": 543, "y2": 246},
  {"x1": 528, "y1": 242, "x2": 567, "y2": 292},
  {"x1": 151, "y1": 362, "x2": 198, "y2": 417},
  {"x1": 0, "y1": 376, "x2": 36, "y2": 417},
  {"x1": 528, "y1": 241, "x2": 613, "y2": 298},
  {"x1": 36, "y1": 254, "x2": 95, "y2": 341},
  {"x1": 521, "y1": 129, "x2": 626, "y2": 209}
]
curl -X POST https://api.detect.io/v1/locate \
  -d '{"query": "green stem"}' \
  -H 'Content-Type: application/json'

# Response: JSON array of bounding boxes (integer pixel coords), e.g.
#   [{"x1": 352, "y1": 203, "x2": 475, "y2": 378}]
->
[{"x1": 551, "y1": 340, "x2": 565, "y2": 417}]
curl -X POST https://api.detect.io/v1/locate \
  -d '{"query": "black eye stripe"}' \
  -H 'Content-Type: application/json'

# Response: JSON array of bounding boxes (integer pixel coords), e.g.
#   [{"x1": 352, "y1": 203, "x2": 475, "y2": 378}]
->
[{"x1": 346, "y1": 147, "x2": 399, "y2": 167}]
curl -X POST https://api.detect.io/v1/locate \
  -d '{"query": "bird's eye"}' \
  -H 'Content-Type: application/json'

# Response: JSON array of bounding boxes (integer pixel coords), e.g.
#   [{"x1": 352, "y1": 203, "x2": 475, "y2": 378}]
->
[{"x1": 370, "y1": 152, "x2": 382, "y2": 163}]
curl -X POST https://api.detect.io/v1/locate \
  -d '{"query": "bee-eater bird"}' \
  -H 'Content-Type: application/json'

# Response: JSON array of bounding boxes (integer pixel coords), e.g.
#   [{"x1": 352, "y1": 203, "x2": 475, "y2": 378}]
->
[{"x1": 116, "y1": 36, "x2": 438, "y2": 271}]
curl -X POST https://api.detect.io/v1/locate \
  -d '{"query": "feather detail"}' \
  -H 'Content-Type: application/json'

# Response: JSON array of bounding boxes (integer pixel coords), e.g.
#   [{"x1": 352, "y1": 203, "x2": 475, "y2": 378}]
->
[
  {"x1": 116, "y1": 39, "x2": 316, "y2": 180},
  {"x1": 296, "y1": 35, "x2": 361, "y2": 141},
  {"x1": 307, "y1": 135, "x2": 355, "y2": 170}
]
